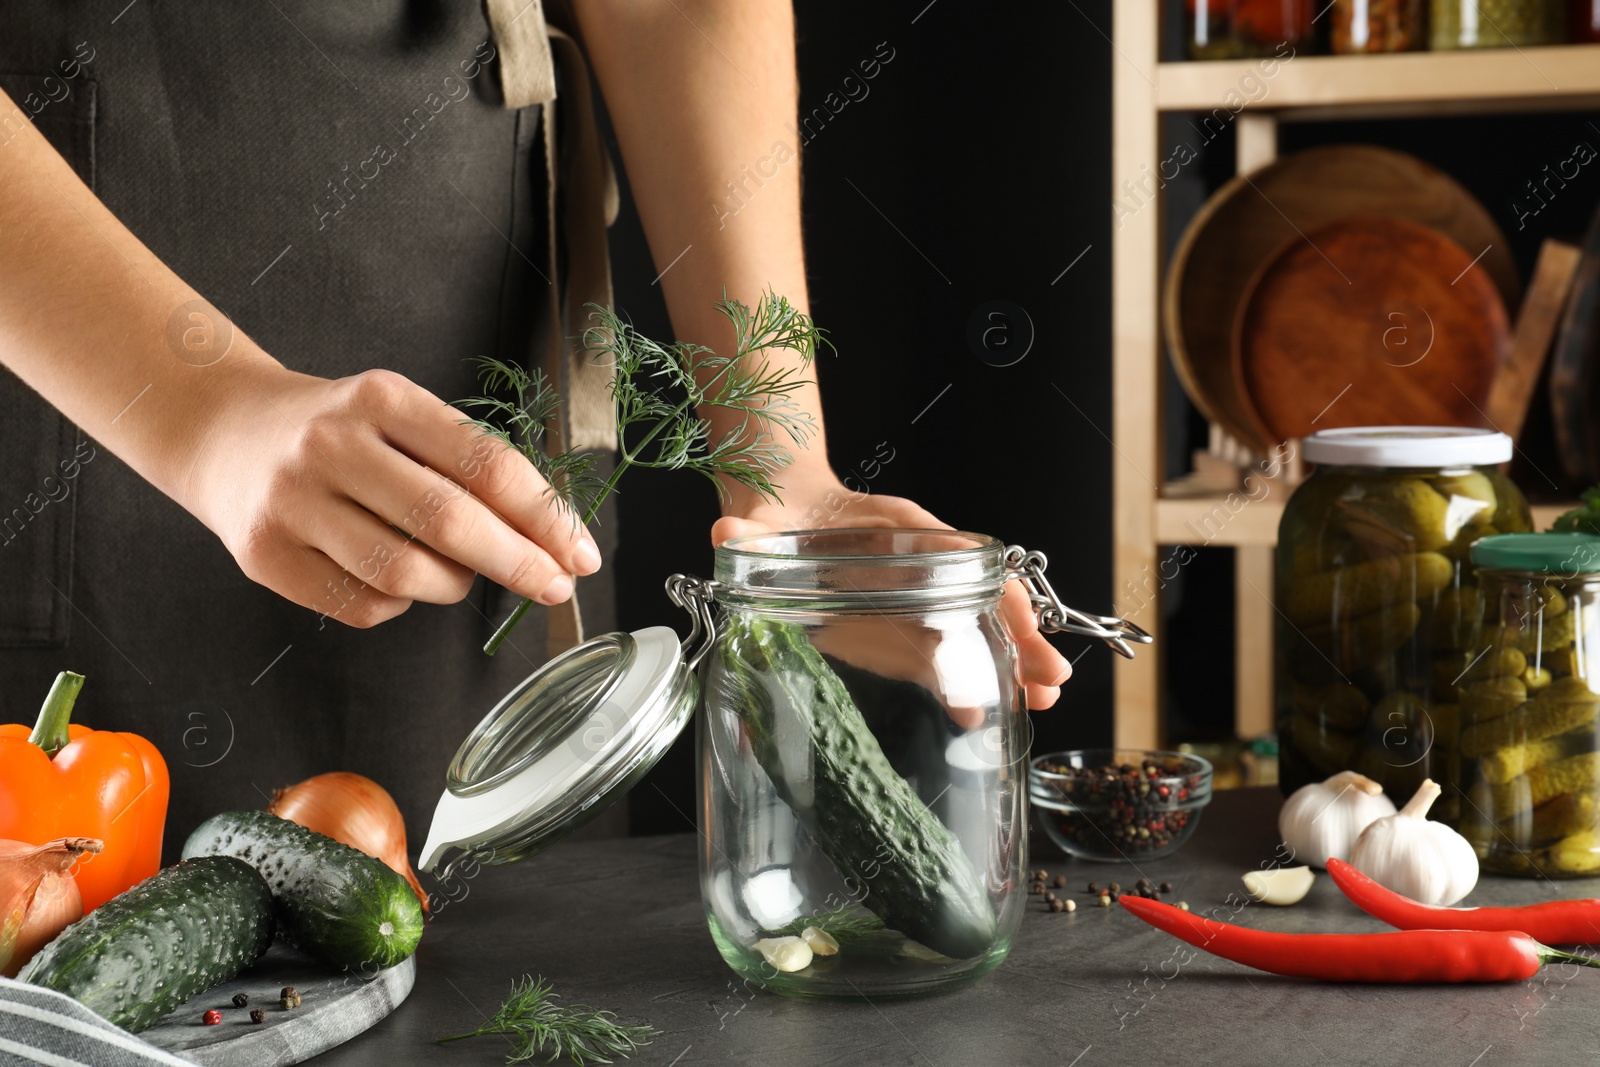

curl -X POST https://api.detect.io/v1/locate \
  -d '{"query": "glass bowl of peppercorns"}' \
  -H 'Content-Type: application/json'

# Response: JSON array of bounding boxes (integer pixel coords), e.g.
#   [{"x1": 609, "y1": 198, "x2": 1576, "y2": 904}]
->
[{"x1": 1029, "y1": 750, "x2": 1213, "y2": 861}]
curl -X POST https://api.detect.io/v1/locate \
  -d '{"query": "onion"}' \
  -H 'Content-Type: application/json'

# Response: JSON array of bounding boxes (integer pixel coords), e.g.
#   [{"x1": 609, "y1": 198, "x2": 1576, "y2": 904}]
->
[
  {"x1": 269, "y1": 772, "x2": 429, "y2": 912},
  {"x1": 1, "y1": 837, "x2": 101, "y2": 978}
]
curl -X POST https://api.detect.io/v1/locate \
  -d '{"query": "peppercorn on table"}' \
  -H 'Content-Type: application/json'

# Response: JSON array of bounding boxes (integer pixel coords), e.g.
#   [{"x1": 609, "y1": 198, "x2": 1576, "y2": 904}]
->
[{"x1": 307, "y1": 787, "x2": 1600, "y2": 1066}]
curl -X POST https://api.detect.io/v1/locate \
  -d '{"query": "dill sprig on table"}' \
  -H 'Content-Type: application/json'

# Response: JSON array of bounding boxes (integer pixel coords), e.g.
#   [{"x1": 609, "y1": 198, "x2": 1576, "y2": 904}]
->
[
  {"x1": 436, "y1": 974, "x2": 657, "y2": 1066},
  {"x1": 460, "y1": 291, "x2": 828, "y2": 655}
]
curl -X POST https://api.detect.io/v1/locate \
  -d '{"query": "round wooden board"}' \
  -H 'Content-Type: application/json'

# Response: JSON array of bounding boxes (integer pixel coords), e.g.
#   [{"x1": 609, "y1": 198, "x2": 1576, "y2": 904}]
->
[
  {"x1": 1164, "y1": 144, "x2": 1518, "y2": 453},
  {"x1": 1233, "y1": 215, "x2": 1511, "y2": 445}
]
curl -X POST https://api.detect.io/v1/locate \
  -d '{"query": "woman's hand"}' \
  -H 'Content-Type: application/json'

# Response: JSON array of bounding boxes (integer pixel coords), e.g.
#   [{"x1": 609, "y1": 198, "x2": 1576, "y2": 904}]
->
[
  {"x1": 711, "y1": 466, "x2": 1072, "y2": 714},
  {"x1": 181, "y1": 361, "x2": 601, "y2": 628}
]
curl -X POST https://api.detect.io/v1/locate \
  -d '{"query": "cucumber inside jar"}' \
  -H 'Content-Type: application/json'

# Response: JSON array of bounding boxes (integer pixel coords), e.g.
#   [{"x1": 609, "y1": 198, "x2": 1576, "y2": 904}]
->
[{"x1": 715, "y1": 615, "x2": 998, "y2": 965}]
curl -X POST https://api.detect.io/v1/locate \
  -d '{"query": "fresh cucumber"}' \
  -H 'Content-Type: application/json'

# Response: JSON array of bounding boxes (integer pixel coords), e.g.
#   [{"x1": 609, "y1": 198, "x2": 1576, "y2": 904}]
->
[
  {"x1": 182, "y1": 810, "x2": 423, "y2": 970},
  {"x1": 720, "y1": 615, "x2": 998, "y2": 959},
  {"x1": 17, "y1": 856, "x2": 272, "y2": 1033}
]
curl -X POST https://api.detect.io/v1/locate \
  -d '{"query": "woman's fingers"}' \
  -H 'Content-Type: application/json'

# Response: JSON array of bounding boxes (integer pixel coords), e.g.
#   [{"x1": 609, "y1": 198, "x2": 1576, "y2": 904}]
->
[
  {"x1": 334, "y1": 425, "x2": 576, "y2": 606},
  {"x1": 233, "y1": 534, "x2": 413, "y2": 628},
  {"x1": 344, "y1": 370, "x2": 602, "y2": 579},
  {"x1": 1001, "y1": 581, "x2": 1072, "y2": 688},
  {"x1": 1026, "y1": 681, "x2": 1061, "y2": 711},
  {"x1": 309, "y1": 499, "x2": 476, "y2": 605}
]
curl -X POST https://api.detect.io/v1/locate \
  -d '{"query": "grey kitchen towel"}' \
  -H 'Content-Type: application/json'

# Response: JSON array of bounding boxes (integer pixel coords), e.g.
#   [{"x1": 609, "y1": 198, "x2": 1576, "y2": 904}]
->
[{"x1": 0, "y1": 977, "x2": 194, "y2": 1066}]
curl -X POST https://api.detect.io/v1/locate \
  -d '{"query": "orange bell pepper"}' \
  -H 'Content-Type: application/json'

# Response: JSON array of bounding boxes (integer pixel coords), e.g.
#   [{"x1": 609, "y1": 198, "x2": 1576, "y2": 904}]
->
[{"x1": 0, "y1": 672, "x2": 168, "y2": 911}]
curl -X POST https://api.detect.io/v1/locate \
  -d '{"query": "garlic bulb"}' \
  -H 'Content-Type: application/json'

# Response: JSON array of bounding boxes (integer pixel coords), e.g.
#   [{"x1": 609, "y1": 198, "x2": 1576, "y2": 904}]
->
[
  {"x1": 1279, "y1": 770, "x2": 1396, "y2": 868},
  {"x1": 1349, "y1": 779, "x2": 1478, "y2": 906}
]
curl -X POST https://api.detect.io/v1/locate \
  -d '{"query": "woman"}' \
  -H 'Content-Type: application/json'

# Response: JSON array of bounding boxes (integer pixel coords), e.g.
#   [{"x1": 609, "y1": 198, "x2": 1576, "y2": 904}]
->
[{"x1": 0, "y1": 1, "x2": 1070, "y2": 849}]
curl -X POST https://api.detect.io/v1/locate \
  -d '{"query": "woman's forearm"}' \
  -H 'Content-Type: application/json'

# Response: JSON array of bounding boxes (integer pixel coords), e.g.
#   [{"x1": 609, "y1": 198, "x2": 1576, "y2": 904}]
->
[
  {"x1": 571, "y1": 1, "x2": 832, "y2": 511},
  {"x1": 0, "y1": 88, "x2": 279, "y2": 508}
]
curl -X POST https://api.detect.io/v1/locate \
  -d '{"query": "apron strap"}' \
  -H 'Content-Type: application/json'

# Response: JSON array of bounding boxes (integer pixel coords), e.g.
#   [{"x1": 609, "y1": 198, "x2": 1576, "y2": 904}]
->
[{"x1": 484, "y1": 0, "x2": 621, "y2": 656}]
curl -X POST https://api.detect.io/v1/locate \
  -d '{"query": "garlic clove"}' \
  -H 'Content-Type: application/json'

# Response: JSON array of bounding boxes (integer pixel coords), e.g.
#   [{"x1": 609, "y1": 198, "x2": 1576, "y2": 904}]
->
[
  {"x1": 754, "y1": 936, "x2": 814, "y2": 972},
  {"x1": 800, "y1": 926, "x2": 839, "y2": 956},
  {"x1": 1242, "y1": 865, "x2": 1315, "y2": 906}
]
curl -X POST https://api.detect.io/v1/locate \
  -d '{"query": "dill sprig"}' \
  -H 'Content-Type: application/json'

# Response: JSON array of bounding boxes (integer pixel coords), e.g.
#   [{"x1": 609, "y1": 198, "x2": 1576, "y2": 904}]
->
[
  {"x1": 769, "y1": 907, "x2": 891, "y2": 946},
  {"x1": 460, "y1": 291, "x2": 828, "y2": 655},
  {"x1": 436, "y1": 975, "x2": 656, "y2": 1066}
]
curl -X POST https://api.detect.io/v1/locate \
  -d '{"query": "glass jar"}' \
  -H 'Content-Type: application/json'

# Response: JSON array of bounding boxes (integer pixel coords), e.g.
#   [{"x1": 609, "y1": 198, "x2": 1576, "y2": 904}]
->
[
  {"x1": 1573, "y1": 0, "x2": 1600, "y2": 41},
  {"x1": 1187, "y1": 0, "x2": 1320, "y2": 59},
  {"x1": 416, "y1": 528, "x2": 1148, "y2": 1000},
  {"x1": 1276, "y1": 428, "x2": 1531, "y2": 808},
  {"x1": 1430, "y1": 0, "x2": 1563, "y2": 48},
  {"x1": 696, "y1": 530, "x2": 1143, "y2": 997},
  {"x1": 1331, "y1": 0, "x2": 1427, "y2": 51},
  {"x1": 1456, "y1": 534, "x2": 1600, "y2": 877}
]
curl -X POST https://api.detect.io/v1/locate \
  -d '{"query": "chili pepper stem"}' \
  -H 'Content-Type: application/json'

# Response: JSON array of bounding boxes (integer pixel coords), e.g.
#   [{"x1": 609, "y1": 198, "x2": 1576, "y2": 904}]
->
[
  {"x1": 1538, "y1": 945, "x2": 1600, "y2": 969},
  {"x1": 26, "y1": 672, "x2": 84, "y2": 758}
]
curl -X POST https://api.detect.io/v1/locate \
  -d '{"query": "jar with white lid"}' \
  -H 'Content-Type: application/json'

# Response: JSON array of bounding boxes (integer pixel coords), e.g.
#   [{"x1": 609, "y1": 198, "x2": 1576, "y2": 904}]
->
[{"x1": 1275, "y1": 427, "x2": 1531, "y2": 806}]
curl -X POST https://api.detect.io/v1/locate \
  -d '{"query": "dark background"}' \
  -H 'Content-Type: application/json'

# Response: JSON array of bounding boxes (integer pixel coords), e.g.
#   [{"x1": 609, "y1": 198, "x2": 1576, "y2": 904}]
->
[{"x1": 612, "y1": 1, "x2": 1600, "y2": 834}]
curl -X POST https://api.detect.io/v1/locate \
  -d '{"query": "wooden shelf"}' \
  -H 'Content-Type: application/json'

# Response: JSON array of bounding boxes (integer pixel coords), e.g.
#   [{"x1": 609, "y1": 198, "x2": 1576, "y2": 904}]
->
[
  {"x1": 1153, "y1": 496, "x2": 1575, "y2": 547},
  {"x1": 1157, "y1": 45, "x2": 1600, "y2": 120},
  {"x1": 1110, "y1": 5, "x2": 1599, "y2": 750}
]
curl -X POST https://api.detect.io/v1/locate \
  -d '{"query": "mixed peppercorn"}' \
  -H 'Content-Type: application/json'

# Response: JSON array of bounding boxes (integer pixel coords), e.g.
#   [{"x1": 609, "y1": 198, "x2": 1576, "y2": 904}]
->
[
  {"x1": 1035, "y1": 759, "x2": 1204, "y2": 857},
  {"x1": 1030, "y1": 869, "x2": 1179, "y2": 913},
  {"x1": 198, "y1": 984, "x2": 302, "y2": 1025}
]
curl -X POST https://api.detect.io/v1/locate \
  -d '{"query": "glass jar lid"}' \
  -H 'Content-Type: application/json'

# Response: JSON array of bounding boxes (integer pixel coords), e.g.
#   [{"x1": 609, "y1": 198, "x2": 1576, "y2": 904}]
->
[
  {"x1": 1303, "y1": 426, "x2": 1512, "y2": 468},
  {"x1": 1471, "y1": 532, "x2": 1600, "y2": 573},
  {"x1": 417, "y1": 624, "x2": 700, "y2": 880}
]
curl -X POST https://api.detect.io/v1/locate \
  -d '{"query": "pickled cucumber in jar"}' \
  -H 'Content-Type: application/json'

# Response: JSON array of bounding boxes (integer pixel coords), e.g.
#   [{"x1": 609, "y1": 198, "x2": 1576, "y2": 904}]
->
[{"x1": 1456, "y1": 533, "x2": 1600, "y2": 877}]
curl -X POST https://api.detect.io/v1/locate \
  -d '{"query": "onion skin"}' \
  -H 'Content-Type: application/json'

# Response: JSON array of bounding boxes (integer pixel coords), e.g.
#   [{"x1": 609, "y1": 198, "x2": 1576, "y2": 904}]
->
[
  {"x1": 269, "y1": 772, "x2": 429, "y2": 912},
  {"x1": 0, "y1": 837, "x2": 101, "y2": 978}
]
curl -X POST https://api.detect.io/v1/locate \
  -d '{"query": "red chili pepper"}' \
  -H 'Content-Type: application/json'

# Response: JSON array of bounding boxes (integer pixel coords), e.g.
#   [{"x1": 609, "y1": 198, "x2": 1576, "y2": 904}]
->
[
  {"x1": 1120, "y1": 895, "x2": 1599, "y2": 983},
  {"x1": 1328, "y1": 858, "x2": 1600, "y2": 945}
]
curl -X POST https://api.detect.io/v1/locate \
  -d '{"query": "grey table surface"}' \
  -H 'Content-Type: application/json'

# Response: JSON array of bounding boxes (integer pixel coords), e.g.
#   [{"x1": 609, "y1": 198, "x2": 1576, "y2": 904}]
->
[{"x1": 308, "y1": 787, "x2": 1600, "y2": 1067}]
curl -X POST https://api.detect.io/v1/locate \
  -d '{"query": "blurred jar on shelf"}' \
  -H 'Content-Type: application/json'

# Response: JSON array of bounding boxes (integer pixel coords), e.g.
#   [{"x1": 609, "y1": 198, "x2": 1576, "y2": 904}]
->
[
  {"x1": 1331, "y1": 0, "x2": 1427, "y2": 51},
  {"x1": 1430, "y1": 0, "x2": 1563, "y2": 48},
  {"x1": 1275, "y1": 428, "x2": 1531, "y2": 812},
  {"x1": 1187, "y1": 0, "x2": 1320, "y2": 59}
]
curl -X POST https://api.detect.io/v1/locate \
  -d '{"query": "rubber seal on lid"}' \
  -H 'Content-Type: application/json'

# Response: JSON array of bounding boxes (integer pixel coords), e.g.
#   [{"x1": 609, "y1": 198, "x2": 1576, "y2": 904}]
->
[
  {"x1": 1471, "y1": 532, "x2": 1600, "y2": 573},
  {"x1": 1302, "y1": 426, "x2": 1512, "y2": 468}
]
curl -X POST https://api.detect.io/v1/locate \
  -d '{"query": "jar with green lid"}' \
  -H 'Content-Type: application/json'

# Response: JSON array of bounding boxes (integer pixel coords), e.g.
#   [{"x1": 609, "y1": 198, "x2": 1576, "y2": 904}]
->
[
  {"x1": 1456, "y1": 533, "x2": 1600, "y2": 877},
  {"x1": 1430, "y1": 0, "x2": 1563, "y2": 48},
  {"x1": 1276, "y1": 427, "x2": 1531, "y2": 808}
]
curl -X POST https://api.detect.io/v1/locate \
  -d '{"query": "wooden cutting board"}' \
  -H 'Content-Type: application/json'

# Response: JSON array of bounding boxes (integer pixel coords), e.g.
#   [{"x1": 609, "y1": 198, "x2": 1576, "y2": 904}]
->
[
  {"x1": 1165, "y1": 145, "x2": 1518, "y2": 453},
  {"x1": 1233, "y1": 215, "x2": 1511, "y2": 445},
  {"x1": 140, "y1": 943, "x2": 415, "y2": 1066}
]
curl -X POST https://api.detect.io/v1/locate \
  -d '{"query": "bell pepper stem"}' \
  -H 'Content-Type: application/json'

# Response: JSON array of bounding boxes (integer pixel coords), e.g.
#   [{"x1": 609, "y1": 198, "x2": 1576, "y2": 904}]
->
[
  {"x1": 28, "y1": 671, "x2": 85, "y2": 757},
  {"x1": 1539, "y1": 945, "x2": 1600, "y2": 969}
]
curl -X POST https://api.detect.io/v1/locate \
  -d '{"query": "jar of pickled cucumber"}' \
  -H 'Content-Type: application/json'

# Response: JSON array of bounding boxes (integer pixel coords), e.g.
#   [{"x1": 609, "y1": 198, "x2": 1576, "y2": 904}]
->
[
  {"x1": 1276, "y1": 428, "x2": 1531, "y2": 808},
  {"x1": 1430, "y1": 0, "x2": 1563, "y2": 48},
  {"x1": 1456, "y1": 533, "x2": 1600, "y2": 877}
]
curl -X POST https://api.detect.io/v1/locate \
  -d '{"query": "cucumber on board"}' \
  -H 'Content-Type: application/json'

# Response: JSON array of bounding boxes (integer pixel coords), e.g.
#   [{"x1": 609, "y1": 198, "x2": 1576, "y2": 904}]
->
[
  {"x1": 720, "y1": 615, "x2": 998, "y2": 959},
  {"x1": 17, "y1": 856, "x2": 273, "y2": 1033},
  {"x1": 183, "y1": 810, "x2": 423, "y2": 970}
]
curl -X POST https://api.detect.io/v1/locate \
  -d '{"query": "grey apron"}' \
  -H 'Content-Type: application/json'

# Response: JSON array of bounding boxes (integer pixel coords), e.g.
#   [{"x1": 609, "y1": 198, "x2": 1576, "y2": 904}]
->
[{"x1": 0, "y1": 1, "x2": 617, "y2": 859}]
